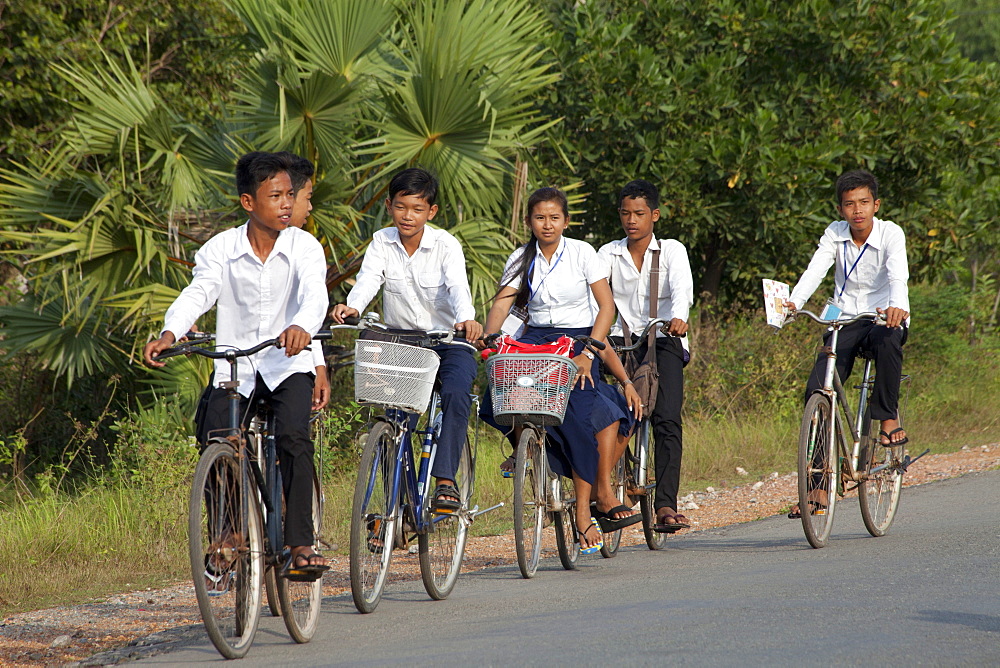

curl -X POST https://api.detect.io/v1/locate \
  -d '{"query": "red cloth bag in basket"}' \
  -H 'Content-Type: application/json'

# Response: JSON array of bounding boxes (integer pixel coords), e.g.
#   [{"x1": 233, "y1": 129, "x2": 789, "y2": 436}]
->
[{"x1": 481, "y1": 334, "x2": 575, "y2": 359}]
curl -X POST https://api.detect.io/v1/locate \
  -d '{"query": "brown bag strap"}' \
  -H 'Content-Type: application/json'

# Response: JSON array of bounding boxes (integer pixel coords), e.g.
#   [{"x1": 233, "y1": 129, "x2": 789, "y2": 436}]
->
[{"x1": 647, "y1": 249, "x2": 660, "y2": 372}]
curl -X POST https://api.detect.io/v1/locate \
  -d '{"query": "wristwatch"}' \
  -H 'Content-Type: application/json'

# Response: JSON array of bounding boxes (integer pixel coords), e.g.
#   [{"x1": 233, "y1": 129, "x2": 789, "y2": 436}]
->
[{"x1": 582, "y1": 350, "x2": 595, "y2": 360}]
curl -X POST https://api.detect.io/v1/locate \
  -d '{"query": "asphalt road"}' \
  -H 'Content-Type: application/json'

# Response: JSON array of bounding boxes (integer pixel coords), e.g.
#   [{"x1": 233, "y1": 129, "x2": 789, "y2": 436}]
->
[{"x1": 140, "y1": 470, "x2": 999, "y2": 667}]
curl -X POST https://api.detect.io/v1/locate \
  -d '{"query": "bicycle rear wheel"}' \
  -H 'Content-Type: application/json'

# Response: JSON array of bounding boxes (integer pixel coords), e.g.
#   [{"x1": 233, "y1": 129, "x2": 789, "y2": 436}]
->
[
  {"x1": 797, "y1": 394, "x2": 839, "y2": 548},
  {"x1": 349, "y1": 421, "x2": 398, "y2": 613},
  {"x1": 419, "y1": 435, "x2": 473, "y2": 600},
  {"x1": 634, "y1": 421, "x2": 667, "y2": 550},
  {"x1": 553, "y1": 480, "x2": 580, "y2": 570},
  {"x1": 264, "y1": 566, "x2": 281, "y2": 617},
  {"x1": 276, "y1": 474, "x2": 323, "y2": 642},
  {"x1": 513, "y1": 428, "x2": 545, "y2": 578},
  {"x1": 189, "y1": 442, "x2": 264, "y2": 659},
  {"x1": 858, "y1": 414, "x2": 903, "y2": 536},
  {"x1": 599, "y1": 455, "x2": 626, "y2": 558}
]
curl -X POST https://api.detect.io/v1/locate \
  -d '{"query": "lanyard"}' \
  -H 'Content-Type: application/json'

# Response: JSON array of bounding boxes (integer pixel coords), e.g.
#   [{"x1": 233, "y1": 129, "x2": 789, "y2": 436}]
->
[
  {"x1": 839, "y1": 241, "x2": 869, "y2": 297},
  {"x1": 528, "y1": 244, "x2": 566, "y2": 301}
]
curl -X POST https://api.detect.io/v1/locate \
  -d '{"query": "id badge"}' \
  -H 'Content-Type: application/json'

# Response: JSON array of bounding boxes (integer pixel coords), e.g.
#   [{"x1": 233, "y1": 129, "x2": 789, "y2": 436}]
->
[{"x1": 820, "y1": 300, "x2": 842, "y2": 321}]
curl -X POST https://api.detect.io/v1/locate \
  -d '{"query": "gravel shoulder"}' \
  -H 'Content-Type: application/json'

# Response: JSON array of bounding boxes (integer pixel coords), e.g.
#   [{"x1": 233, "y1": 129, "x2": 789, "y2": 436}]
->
[{"x1": 2, "y1": 444, "x2": 997, "y2": 667}]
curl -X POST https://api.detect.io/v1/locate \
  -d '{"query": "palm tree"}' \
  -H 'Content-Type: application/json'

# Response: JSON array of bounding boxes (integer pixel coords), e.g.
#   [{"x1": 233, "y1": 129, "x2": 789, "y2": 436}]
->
[{"x1": 0, "y1": 0, "x2": 559, "y2": 397}]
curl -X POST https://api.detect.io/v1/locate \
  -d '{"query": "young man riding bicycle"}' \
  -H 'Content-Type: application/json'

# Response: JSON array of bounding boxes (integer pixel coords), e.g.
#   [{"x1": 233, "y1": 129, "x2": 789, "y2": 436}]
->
[
  {"x1": 330, "y1": 167, "x2": 483, "y2": 513},
  {"x1": 784, "y1": 169, "x2": 910, "y2": 517},
  {"x1": 143, "y1": 151, "x2": 330, "y2": 579}
]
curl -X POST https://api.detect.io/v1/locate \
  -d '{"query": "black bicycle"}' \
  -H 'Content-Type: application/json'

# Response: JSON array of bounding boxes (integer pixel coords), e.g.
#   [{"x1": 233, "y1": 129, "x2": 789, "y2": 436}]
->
[{"x1": 155, "y1": 332, "x2": 330, "y2": 657}]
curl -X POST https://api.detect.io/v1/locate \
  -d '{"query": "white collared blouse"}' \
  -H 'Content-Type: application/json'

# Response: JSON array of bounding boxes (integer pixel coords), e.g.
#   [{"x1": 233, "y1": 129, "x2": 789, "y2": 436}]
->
[
  {"x1": 789, "y1": 217, "x2": 910, "y2": 317},
  {"x1": 162, "y1": 223, "x2": 329, "y2": 396},
  {"x1": 597, "y1": 235, "x2": 693, "y2": 346},
  {"x1": 500, "y1": 237, "x2": 609, "y2": 328},
  {"x1": 346, "y1": 225, "x2": 476, "y2": 331}
]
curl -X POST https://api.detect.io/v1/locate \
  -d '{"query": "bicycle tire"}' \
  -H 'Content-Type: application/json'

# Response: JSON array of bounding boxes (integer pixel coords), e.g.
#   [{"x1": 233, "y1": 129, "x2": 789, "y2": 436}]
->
[
  {"x1": 264, "y1": 567, "x2": 282, "y2": 617},
  {"x1": 858, "y1": 413, "x2": 903, "y2": 537},
  {"x1": 553, "y1": 480, "x2": 579, "y2": 570},
  {"x1": 276, "y1": 474, "x2": 323, "y2": 642},
  {"x1": 189, "y1": 442, "x2": 264, "y2": 659},
  {"x1": 634, "y1": 421, "x2": 668, "y2": 550},
  {"x1": 349, "y1": 421, "x2": 398, "y2": 613},
  {"x1": 419, "y1": 435, "x2": 473, "y2": 600},
  {"x1": 599, "y1": 454, "x2": 626, "y2": 558},
  {"x1": 797, "y1": 394, "x2": 839, "y2": 548},
  {"x1": 513, "y1": 428, "x2": 545, "y2": 579}
]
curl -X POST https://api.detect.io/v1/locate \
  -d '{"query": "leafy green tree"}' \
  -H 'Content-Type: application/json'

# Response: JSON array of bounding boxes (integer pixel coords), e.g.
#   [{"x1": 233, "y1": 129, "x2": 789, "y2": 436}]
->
[
  {"x1": 945, "y1": 0, "x2": 1000, "y2": 62},
  {"x1": 535, "y1": 0, "x2": 1000, "y2": 308},
  {"x1": 0, "y1": 0, "x2": 242, "y2": 162}
]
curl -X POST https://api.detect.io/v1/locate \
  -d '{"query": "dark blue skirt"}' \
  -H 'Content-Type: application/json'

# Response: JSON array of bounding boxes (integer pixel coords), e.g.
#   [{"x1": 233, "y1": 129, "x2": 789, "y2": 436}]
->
[{"x1": 480, "y1": 326, "x2": 634, "y2": 484}]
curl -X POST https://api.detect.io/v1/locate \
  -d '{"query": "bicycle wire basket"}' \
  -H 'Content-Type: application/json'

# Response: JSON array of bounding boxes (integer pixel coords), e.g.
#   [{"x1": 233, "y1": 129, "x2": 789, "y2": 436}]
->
[
  {"x1": 354, "y1": 339, "x2": 440, "y2": 413},
  {"x1": 486, "y1": 353, "x2": 578, "y2": 426}
]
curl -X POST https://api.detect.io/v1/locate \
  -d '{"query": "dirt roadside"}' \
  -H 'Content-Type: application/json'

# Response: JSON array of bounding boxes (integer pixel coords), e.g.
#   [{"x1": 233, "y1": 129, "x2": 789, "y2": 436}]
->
[{"x1": 1, "y1": 445, "x2": 997, "y2": 667}]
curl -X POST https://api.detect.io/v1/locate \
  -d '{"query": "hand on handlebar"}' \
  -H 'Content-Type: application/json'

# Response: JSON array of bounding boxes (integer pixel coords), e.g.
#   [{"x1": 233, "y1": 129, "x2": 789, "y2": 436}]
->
[
  {"x1": 455, "y1": 320, "x2": 484, "y2": 345},
  {"x1": 143, "y1": 332, "x2": 177, "y2": 368},
  {"x1": 279, "y1": 325, "x2": 311, "y2": 357},
  {"x1": 666, "y1": 318, "x2": 689, "y2": 337},
  {"x1": 877, "y1": 306, "x2": 908, "y2": 329},
  {"x1": 330, "y1": 304, "x2": 359, "y2": 324}
]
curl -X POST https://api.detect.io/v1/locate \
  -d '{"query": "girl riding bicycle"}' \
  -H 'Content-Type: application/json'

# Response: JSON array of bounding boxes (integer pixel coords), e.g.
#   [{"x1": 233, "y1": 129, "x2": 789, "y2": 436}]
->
[{"x1": 480, "y1": 187, "x2": 642, "y2": 554}]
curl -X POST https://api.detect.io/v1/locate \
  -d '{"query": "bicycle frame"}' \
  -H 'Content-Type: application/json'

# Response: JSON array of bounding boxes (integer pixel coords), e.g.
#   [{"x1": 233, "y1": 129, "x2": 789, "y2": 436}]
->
[{"x1": 809, "y1": 315, "x2": 877, "y2": 486}]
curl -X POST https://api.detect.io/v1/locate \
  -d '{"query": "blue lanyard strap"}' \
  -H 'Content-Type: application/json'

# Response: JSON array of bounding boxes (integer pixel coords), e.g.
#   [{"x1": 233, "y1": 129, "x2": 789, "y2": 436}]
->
[
  {"x1": 839, "y1": 241, "x2": 869, "y2": 298},
  {"x1": 528, "y1": 245, "x2": 565, "y2": 301}
]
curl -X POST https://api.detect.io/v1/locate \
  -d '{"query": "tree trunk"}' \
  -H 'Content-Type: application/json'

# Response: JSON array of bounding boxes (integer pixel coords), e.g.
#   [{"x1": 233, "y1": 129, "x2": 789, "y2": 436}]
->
[{"x1": 699, "y1": 237, "x2": 730, "y2": 324}]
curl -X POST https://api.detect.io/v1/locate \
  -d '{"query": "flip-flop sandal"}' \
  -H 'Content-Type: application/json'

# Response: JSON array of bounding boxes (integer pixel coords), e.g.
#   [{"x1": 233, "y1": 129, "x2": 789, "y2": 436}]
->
[
  {"x1": 281, "y1": 551, "x2": 329, "y2": 582},
  {"x1": 203, "y1": 555, "x2": 235, "y2": 595},
  {"x1": 431, "y1": 483, "x2": 462, "y2": 512},
  {"x1": 879, "y1": 427, "x2": 909, "y2": 447},
  {"x1": 576, "y1": 518, "x2": 604, "y2": 555},
  {"x1": 654, "y1": 510, "x2": 691, "y2": 533},
  {"x1": 593, "y1": 504, "x2": 643, "y2": 532},
  {"x1": 499, "y1": 454, "x2": 516, "y2": 478}
]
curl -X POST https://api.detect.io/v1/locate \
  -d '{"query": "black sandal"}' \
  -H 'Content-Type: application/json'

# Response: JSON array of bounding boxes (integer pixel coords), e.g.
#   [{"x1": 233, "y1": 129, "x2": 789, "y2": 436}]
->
[
  {"x1": 879, "y1": 427, "x2": 909, "y2": 447},
  {"x1": 431, "y1": 483, "x2": 462, "y2": 512},
  {"x1": 281, "y1": 550, "x2": 329, "y2": 582}
]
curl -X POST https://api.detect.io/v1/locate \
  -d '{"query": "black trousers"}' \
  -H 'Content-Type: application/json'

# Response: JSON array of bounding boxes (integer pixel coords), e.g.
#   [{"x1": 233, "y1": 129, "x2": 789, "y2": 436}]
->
[
  {"x1": 197, "y1": 372, "x2": 317, "y2": 547},
  {"x1": 804, "y1": 321, "x2": 907, "y2": 420},
  {"x1": 628, "y1": 336, "x2": 686, "y2": 512}
]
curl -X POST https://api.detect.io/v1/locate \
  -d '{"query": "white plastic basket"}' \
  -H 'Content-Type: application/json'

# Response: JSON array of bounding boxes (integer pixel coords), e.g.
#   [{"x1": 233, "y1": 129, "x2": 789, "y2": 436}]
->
[
  {"x1": 354, "y1": 340, "x2": 440, "y2": 413},
  {"x1": 486, "y1": 353, "x2": 577, "y2": 426}
]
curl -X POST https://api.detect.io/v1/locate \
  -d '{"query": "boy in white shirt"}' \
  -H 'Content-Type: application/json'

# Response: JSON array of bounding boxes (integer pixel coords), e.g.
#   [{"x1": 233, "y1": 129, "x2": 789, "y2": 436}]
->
[
  {"x1": 598, "y1": 179, "x2": 694, "y2": 533},
  {"x1": 331, "y1": 168, "x2": 483, "y2": 511},
  {"x1": 785, "y1": 170, "x2": 909, "y2": 516},
  {"x1": 143, "y1": 151, "x2": 330, "y2": 578}
]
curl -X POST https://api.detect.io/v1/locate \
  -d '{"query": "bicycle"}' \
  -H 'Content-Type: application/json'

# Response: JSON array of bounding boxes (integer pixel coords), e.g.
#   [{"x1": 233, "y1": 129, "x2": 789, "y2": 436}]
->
[
  {"x1": 155, "y1": 332, "x2": 330, "y2": 657},
  {"x1": 609, "y1": 317, "x2": 675, "y2": 552},
  {"x1": 484, "y1": 333, "x2": 606, "y2": 577},
  {"x1": 334, "y1": 314, "x2": 498, "y2": 613},
  {"x1": 786, "y1": 310, "x2": 927, "y2": 548}
]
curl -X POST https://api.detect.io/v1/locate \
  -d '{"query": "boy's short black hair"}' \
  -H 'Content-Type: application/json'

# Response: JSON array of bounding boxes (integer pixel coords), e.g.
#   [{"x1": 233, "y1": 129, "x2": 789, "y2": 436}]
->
[
  {"x1": 618, "y1": 179, "x2": 660, "y2": 211},
  {"x1": 836, "y1": 169, "x2": 879, "y2": 203},
  {"x1": 273, "y1": 151, "x2": 315, "y2": 191},
  {"x1": 235, "y1": 152, "x2": 291, "y2": 197},
  {"x1": 388, "y1": 167, "x2": 438, "y2": 206}
]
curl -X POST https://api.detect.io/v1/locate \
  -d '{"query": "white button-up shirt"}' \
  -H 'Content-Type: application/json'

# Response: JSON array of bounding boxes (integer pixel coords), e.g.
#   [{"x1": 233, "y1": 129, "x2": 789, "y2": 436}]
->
[
  {"x1": 162, "y1": 223, "x2": 329, "y2": 397},
  {"x1": 346, "y1": 225, "x2": 476, "y2": 331},
  {"x1": 789, "y1": 217, "x2": 909, "y2": 318},
  {"x1": 598, "y1": 235, "x2": 693, "y2": 348},
  {"x1": 501, "y1": 237, "x2": 609, "y2": 328}
]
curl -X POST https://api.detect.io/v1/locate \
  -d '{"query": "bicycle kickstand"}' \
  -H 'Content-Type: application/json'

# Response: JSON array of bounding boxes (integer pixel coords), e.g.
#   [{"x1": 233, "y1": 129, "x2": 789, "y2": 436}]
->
[{"x1": 900, "y1": 448, "x2": 931, "y2": 473}]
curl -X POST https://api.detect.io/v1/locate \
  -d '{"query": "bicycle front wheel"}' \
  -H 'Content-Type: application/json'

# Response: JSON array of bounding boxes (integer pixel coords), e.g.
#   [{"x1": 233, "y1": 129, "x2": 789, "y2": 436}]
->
[
  {"x1": 797, "y1": 394, "x2": 839, "y2": 548},
  {"x1": 419, "y1": 435, "x2": 473, "y2": 600},
  {"x1": 553, "y1": 479, "x2": 579, "y2": 570},
  {"x1": 349, "y1": 421, "x2": 398, "y2": 613},
  {"x1": 858, "y1": 414, "x2": 903, "y2": 536},
  {"x1": 189, "y1": 442, "x2": 264, "y2": 659},
  {"x1": 599, "y1": 454, "x2": 626, "y2": 558},
  {"x1": 633, "y1": 421, "x2": 667, "y2": 550},
  {"x1": 276, "y1": 474, "x2": 323, "y2": 642},
  {"x1": 513, "y1": 428, "x2": 545, "y2": 579}
]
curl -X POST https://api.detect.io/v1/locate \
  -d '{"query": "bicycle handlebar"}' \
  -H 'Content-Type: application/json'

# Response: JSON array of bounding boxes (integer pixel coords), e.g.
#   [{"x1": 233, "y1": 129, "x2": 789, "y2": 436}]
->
[
  {"x1": 788, "y1": 310, "x2": 884, "y2": 327},
  {"x1": 155, "y1": 337, "x2": 281, "y2": 361}
]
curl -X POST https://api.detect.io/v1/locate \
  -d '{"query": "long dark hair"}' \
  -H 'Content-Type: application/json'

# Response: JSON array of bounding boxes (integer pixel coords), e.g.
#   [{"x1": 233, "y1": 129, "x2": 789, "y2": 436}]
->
[{"x1": 498, "y1": 187, "x2": 569, "y2": 311}]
